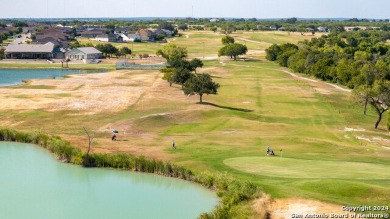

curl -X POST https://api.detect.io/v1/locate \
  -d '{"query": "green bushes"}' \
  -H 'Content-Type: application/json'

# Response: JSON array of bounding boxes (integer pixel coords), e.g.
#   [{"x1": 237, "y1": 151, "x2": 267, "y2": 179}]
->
[
  {"x1": 265, "y1": 30, "x2": 390, "y2": 88},
  {"x1": 0, "y1": 129, "x2": 264, "y2": 218}
]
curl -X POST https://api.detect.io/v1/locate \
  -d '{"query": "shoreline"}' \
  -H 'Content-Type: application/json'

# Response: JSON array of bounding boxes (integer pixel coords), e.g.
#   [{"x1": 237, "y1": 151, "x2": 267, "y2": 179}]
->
[{"x1": 0, "y1": 129, "x2": 265, "y2": 218}]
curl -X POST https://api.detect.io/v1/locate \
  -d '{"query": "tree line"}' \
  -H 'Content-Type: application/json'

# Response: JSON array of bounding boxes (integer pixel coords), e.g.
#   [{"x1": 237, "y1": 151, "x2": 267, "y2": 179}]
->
[{"x1": 266, "y1": 30, "x2": 390, "y2": 129}]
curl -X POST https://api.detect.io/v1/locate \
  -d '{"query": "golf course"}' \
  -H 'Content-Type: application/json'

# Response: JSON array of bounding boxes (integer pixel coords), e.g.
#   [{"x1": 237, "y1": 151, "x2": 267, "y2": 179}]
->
[{"x1": 1, "y1": 31, "x2": 390, "y2": 217}]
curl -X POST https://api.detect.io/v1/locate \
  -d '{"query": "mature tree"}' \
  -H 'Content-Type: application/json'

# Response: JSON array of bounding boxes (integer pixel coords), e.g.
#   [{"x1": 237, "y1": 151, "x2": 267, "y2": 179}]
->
[
  {"x1": 156, "y1": 34, "x2": 166, "y2": 41},
  {"x1": 95, "y1": 44, "x2": 118, "y2": 58},
  {"x1": 218, "y1": 43, "x2": 248, "y2": 60},
  {"x1": 178, "y1": 24, "x2": 188, "y2": 31},
  {"x1": 115, "y1": 50, "x2": 124, "y2": 58},
  {"x1": 222, "y1": 23, "x2": 236, "y2": 34},
  {"x1": 13, "y1": 21, "x2": 28, "y2": 27},
  {"x1": 0, "y1": 48, "x2": 4, "y2": 59},
  {"x1": 157, "y1": 43, "x2": 188, "y2": 65},
  {"x1": 95, "y1": 44, "x2": 106, "y2": 57},
  {"x1": 183, "y1": 74, "x2": 220, "y2": 103},
  {"x1": 172, "y1": 67, "x2": 192, "y2": 87},
  {"x1": 169, "y1": 59, "x2": 192, "y2": 69},
  {"x1": 286, "y1": 17, "x2": 298, "y2": 24},
  {"x1": 161, "y1": 68, "x2": 175, "y2": 86},
  {"x1": 210, "y1": 27, "x2": 218, "y2": 32},
  {"x1": 276, "y1": 43, "x2": 299, "y2": 67},
  {"x1": 120, "y1": 47, "x2": 132, "y2": 58},
  {"x1": 265, "y1": 44, "x2": 282, "y2": 61},
  {"x1": 354, "y1": 81, "x2": 390, "y2": 128},
  {"x1": 221, "y1": 35, "x2": 235, "y2": 45},
  {"x1": 189, "y1": 58, "x2": 204, "y2": 73},
  {"x1": 69, "y1": 40, "x2": 80, "y2": 48},
  {"x1": 158, "y1": 22, "x2": 175, "y2": 31}
]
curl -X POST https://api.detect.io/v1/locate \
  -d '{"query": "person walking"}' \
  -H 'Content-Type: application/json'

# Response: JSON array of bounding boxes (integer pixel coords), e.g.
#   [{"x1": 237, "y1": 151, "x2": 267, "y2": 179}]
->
[{"x1": 172, "y1": 140, "x2": 176, "y2": 149}]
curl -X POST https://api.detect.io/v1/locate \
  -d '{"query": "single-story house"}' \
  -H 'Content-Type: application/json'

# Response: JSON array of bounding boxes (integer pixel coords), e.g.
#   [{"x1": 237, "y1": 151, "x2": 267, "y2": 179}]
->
[
  {"x1": 94, "y1": 34, "x2": 123, "y2": 42},
  {"x1": 65, "y1": 47, "x2": 102, "y2": 60},
  {"x1": 79, "y1": 30, "x2": 106, "y2": 38},
  {"x1": 5, "y1": 42, "x2": 55, "y2": 59},
  {"x1": 121, "y1": 33, "x2": 141, "y2": 42}
]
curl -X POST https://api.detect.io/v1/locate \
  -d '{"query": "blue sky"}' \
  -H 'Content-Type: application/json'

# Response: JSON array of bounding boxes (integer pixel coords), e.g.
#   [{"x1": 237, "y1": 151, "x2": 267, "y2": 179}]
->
[{"x1": 0, "y1": 0, "x2": 389, "y2": 19}]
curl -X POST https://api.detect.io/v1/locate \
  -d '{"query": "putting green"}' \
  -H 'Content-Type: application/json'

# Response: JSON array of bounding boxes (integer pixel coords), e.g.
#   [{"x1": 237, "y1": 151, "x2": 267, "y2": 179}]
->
[{"x1": 223, "y1": 157, "x2": 390, "y2": 179}]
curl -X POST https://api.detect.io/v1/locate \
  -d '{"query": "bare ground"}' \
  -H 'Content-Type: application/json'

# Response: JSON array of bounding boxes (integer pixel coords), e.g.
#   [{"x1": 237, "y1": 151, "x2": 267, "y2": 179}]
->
[{"x1": 253, "y1": 197, "x2": 345, "y2": 219}]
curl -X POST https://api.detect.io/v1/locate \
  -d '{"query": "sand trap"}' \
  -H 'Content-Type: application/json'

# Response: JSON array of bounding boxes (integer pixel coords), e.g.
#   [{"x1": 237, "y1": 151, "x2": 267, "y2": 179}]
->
[{"x1": 265, "y1": 198, "x2": 345, "y2": 219}]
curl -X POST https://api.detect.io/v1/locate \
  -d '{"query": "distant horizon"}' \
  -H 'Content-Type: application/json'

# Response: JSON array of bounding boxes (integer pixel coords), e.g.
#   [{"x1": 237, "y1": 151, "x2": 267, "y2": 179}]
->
[
  {"x1": 0, "y1": 17, "x2": 388, "y2": 21},
  {"x1": 1, "y1": 0, "x2": 389, "y2": 20}
]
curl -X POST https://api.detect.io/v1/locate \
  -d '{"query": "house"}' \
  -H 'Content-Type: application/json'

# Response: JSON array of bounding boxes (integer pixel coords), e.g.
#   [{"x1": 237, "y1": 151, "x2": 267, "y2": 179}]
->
[
  {"x1": 79, "y1": 29, "x2": 106, "y2": 38},
  {"x1": 94, "y1": 34, "x2": 122, "y2": 42},
  {"x1": 278, "y1": 27, "x2": 286, "y2": 31},
  {"x1": 5, "y1": 42, "x2": 55, "y2": 59},
  {"x1": 270, "y1": 25, "x2": 278, "y2": 30},
  {"x1": 22, "y1": 27, "x2": 36, "y2": 34},
  {"x1": 154, "y1": 29, "x2": 173, "y2": 37},
  {"x1": 114, "y1": 27, "x2": 131, "y2": 34},
  {"x1": 137, "y1": 29, "x2": 156, "y2": 41},
  {"x1": 306, "y1": 27, "x2": 315, "y2": 32},
  {"x1": 317, "y1": 26, "x2": 327, "y2": 32},
  {"x1": 121, "y1": 33, "x2": 141, "y2": 42},
  {"x1": 65, "y1": 47, "x2": 102, "y2": 61},
  {"x1": 210, "y1": 18, "x2": 219, "y2": 22}
]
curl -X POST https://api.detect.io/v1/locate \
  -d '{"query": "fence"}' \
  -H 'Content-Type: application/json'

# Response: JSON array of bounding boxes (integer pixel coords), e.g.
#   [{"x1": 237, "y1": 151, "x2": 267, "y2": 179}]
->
[{"x1": 116, "y1": 61, "x2": 166, "y2": 70}]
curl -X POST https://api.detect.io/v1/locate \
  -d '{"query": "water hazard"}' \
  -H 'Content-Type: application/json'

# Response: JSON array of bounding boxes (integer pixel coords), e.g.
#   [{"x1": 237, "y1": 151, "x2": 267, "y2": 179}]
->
[
  {"x1": 0, "y1": 69, "x2": 106, "y2": 86},
  {"x1": 0, "y1": 142, "x2": 217, "y2": 219}
]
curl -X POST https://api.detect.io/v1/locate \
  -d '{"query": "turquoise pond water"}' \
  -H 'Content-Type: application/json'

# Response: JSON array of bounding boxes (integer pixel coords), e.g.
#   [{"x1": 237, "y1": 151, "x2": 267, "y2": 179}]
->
[
  {"x1": 0, "y1": 142, "x2": 218, "y2": 219},
  {"x1": 0, "y1": 69, "x2": 106, "y2": 86}
]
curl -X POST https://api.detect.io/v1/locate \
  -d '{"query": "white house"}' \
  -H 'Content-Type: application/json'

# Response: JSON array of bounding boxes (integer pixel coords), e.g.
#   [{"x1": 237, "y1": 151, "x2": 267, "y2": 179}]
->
[
  {"x1": 65, "y1": 47, "x2": 102, "y2": 63},
  {"x1": 94, "y1": 34, "x2": 122, "y2": 42},
  {"x1": 120, "y1": 33, "x2": 141, "y2": 42},
  {"x1": 317, "y1": 26, "x2": 327, "y2": 32}
]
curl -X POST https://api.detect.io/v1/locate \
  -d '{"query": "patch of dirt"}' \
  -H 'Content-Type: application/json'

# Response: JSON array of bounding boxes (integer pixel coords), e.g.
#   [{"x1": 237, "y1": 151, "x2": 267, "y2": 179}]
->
[
  {"x1": 256, "y1": 198, "x2": 345, "y2": 219},
  {"x1": 344, "y1": 127, "x2": 366, "y2": 132},
  {"x1": 314, "y1": 88, "x2": 332, "y2": 95},
  {"x1": 0, "y1": 70, "x2": 160, "y2": 114}
]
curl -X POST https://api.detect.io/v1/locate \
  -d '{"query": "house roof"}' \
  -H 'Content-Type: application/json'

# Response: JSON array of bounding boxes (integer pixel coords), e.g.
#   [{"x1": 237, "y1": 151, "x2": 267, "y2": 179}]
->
[
  {"x1": 5, "y1": 42, "x2": 55, "y2": 53},
  {"x1": 127, "y1": 34, "x2": 140, "y2": 38},
  {"x1": 76, "y1": 47, "x2": 102, "y2": 54}
]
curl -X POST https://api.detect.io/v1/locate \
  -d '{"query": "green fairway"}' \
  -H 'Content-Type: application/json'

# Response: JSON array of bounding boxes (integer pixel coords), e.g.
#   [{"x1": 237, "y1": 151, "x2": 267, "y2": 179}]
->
[{"x1": 224, "y1": 156, "x2": 390, "y2": 179}]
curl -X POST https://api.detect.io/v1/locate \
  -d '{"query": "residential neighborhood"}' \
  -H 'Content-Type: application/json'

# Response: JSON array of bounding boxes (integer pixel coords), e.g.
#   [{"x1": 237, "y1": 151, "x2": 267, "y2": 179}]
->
[{"x1": 0, "y1": 21, "x2": 177, "y2": 63}]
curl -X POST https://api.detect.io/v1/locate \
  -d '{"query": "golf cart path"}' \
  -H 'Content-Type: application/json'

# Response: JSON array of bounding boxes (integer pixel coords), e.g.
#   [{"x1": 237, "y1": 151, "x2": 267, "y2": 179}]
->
[
  {"x1": 233, "y1": 36, "x2": 267, "y2": 44},
  {"x1": 224, "y1": 62, "x2": 351, "y2": 93}
]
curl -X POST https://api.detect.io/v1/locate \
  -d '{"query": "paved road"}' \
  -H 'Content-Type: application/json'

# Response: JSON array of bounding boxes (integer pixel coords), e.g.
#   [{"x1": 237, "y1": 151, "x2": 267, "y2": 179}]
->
[{"x1": 9, "y1": 34, "x2": 27, "y2": 45}]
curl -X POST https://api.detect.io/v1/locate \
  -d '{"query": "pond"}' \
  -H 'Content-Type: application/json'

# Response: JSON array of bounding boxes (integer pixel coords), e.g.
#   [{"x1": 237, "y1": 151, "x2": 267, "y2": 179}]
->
[
  {"x1": 0, "y1": 69, "x2": 107, "y2": 86},
  {"x1": 0, "y1": 142, "x2": 218, "y2": 219}
]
